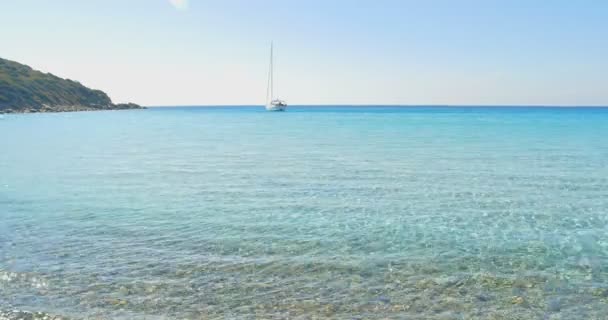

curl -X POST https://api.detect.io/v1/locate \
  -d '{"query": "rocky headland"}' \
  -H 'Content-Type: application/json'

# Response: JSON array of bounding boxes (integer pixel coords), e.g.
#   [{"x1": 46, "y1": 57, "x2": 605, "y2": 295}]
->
[{"x1": 0, "y1": 57, "x2": 143, "y2": 114}]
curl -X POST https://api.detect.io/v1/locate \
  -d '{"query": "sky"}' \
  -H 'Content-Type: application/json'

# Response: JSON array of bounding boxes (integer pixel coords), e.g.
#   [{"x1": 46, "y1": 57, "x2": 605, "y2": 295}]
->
[{"x1": 1, "y1": 0, "x2": 607, "y2": 106}]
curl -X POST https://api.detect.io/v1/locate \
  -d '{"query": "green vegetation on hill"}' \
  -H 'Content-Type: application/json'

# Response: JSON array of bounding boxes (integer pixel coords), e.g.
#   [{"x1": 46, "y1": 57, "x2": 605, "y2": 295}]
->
[{"x1": 0, "y1": 57, "x2": 142, "y2": 113}]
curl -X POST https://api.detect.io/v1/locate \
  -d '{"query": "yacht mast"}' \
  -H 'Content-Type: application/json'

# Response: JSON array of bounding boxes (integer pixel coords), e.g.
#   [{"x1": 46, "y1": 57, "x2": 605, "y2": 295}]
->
[
  {"x1": 269, "y1": 42, "x2": 274, "y2": 101},
  {"x1": 266, "y1": 42, "x2": 275, "y2": 104}
]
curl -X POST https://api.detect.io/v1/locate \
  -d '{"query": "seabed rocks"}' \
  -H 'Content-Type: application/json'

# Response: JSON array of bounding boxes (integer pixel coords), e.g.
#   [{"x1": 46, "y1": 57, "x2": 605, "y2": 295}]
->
[{"x1": 0, "y1": 310, "x2": 68, "y2": 320}]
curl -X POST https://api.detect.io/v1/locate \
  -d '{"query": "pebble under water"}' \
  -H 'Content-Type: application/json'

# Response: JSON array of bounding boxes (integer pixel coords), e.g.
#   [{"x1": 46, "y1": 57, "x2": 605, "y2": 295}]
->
[{"x1": 1, "y1": 106, "x2": 608, "y2": 319}]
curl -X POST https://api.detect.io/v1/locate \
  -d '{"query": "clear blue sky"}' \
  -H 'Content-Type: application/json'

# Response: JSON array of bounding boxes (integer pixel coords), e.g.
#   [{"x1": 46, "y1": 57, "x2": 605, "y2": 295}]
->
[{"x1": 2, "y1": 0, "x2": 607, "y2": 106}]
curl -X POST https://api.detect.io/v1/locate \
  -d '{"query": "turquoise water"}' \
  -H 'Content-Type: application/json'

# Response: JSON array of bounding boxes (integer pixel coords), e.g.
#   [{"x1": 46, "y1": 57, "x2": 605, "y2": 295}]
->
[{"x1": 1, "y1": 106, "x2": 608, "y2": 319}]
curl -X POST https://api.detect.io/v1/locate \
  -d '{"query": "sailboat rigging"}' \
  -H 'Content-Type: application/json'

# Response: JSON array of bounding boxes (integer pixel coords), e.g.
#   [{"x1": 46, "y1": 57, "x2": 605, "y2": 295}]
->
[{"x1": 265, "y1": 42, "x2": 287, "y2": 111}]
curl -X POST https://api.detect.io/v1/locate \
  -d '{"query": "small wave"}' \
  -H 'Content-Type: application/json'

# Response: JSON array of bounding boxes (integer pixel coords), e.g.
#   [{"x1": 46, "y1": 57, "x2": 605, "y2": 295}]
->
[{"x1": 0, "y1": 270, "x2": 49, "y2": 289}]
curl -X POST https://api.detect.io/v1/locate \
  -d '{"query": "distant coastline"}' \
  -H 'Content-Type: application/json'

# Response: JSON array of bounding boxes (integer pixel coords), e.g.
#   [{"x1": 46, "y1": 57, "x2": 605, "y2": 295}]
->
[{"x1": 0, "y1": 57, "x2": 143, "y2": 114}]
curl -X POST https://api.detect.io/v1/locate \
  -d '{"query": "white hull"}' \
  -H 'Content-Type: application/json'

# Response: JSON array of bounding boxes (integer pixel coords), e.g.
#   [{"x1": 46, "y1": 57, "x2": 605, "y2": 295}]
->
[{"x1": 265, "y1": 104, "x2": 286, "y2": 111}]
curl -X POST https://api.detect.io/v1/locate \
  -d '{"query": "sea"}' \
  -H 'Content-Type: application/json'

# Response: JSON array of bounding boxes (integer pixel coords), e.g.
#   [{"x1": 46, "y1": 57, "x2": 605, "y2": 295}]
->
[{"x1": 1, "y1": 106, "x2": 608, "y2": 319}]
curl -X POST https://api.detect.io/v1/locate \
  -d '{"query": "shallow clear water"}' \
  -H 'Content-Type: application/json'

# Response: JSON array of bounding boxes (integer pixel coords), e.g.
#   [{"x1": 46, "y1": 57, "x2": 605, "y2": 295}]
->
[{"x1": 1, "y1": 106, "x2": 608, "y2": 319}]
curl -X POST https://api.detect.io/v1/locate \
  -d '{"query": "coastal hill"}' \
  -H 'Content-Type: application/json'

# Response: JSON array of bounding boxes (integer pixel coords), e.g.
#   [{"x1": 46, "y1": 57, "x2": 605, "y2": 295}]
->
[{"x1": 0, "y1": 57, "x2": 142, "y2": 113}]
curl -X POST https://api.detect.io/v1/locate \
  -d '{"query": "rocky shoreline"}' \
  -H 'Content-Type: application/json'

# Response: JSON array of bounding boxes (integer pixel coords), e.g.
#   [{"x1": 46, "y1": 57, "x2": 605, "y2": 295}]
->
[{"x1": 0, "y1": 103, "x2": 145, "y2": 114}]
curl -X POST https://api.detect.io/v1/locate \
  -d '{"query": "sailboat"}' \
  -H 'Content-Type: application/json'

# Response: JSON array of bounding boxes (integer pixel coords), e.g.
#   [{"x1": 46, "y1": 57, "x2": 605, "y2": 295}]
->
[{"x1": 265, "y1": 42, "x2": 287, "y2": 111}]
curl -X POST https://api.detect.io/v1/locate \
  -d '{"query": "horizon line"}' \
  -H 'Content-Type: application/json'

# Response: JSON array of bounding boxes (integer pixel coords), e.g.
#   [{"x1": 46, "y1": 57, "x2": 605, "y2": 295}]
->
[{"x1": 144, "y1": 104, "x2": 608, "y2": 108}]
